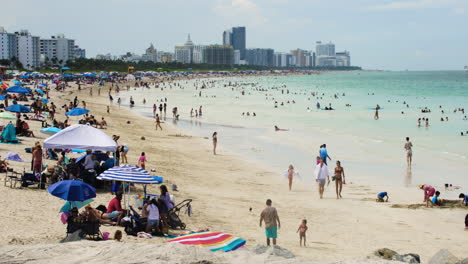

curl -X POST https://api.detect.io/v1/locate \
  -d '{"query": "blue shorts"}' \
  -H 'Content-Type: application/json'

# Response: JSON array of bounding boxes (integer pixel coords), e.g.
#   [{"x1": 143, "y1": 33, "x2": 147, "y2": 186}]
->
[
  {"x1": 265, "y1": 227, "x2": 277, "y2": 239},
  {"x1": 147, "y1": 219, "x2": 159, "y2": 226},
  {"x1": 107, "y1": 211, "x2": 120, "y2": 218}
]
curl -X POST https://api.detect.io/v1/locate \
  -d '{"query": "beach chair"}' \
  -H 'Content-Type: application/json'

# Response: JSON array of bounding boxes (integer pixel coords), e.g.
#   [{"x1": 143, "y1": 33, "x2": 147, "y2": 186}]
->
[
  {"x1": 81, "y1": 220, "x2": 102, "y2": 240},
  {"x1": 4, "y1": 168, "x2": 22, "y2": 188}
]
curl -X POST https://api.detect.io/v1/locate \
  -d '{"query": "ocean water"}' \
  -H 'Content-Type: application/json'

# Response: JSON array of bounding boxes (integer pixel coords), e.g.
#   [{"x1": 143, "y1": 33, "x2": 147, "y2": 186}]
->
[{"x1": 119, "y1": 71, "x2": 468, "y2": 187}]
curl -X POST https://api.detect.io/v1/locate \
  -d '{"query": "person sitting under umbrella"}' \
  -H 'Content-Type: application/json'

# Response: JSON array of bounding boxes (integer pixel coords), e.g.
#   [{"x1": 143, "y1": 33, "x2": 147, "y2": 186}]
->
[
  {"x1": 81, "y1": 204, "x2": 117, "y2": 225},
  {"x1": 106, "y1": 192, "x2": 124, "y2": 225}
]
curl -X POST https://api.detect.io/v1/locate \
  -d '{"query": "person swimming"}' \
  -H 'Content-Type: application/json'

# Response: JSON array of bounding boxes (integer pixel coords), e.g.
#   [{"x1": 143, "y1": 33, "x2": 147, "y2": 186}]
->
[{"x1": 275, "y1": 126, "x2": 288, "y2": 131}]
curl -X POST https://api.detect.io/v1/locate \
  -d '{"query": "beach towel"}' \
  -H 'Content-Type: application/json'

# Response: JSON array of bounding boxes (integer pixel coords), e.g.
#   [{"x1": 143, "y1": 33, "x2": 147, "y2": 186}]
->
[{"x1": 167, "y1": 231, "x2": 246, "y2": 252}]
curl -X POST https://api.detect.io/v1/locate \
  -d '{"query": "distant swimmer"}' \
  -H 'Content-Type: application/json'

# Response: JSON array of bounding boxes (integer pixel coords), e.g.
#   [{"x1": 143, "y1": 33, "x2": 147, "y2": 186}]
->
[{"x1": 275, "y1": 126, "x2": 288, "y2": 131}]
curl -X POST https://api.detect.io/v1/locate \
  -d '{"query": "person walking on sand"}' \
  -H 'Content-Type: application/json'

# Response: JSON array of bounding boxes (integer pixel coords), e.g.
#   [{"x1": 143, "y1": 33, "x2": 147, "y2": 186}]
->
[
  {"x1": 334, "y1": 161, "x2": 345, "y2": 199},
  {"x1": 155, "y1": 114, "x2": 162, "y2": 130},
  {"x1": 138, "y1": 152, "x2": 147, "y2": 170},
  {"x1": 260, "y1": 199, "x2": 281, "y2": 246},
  {"x1": 404, "y1": 137, "x2": 413, "y2": 166},
  {"x1": 212, "y1": 132, "x2": 217, "y2": 155},
  {"x1": 287, "y1": 164, "x2": 295, "y2": 191},
  {"x1": 296, "y1": 219, "x2": 308, "y2": 247},
  {"x1": 315, "y1": 158, "x2": 330, "y2": 199},
  {"x1": 319, "y1": 144, "x2": 332, "y2": 165}
]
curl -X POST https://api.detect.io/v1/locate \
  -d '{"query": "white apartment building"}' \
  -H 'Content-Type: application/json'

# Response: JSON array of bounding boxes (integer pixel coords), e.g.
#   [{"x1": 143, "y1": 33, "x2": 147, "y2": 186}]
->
[
  {"x1": 16, "y1": 30, "x2": 40, "y2": 70},
  {"x1": 40, "y1": 34, "x2": 75, "y2": 65},
  {"x1": 192, "y1": 45, "x2": 206, "y2": 64}
]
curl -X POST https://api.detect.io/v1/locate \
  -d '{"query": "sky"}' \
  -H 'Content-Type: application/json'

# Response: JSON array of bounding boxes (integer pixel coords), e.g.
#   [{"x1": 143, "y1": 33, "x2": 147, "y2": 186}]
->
[{"x1": 1, "y1": 0, "x2": 467, "y2": 70}]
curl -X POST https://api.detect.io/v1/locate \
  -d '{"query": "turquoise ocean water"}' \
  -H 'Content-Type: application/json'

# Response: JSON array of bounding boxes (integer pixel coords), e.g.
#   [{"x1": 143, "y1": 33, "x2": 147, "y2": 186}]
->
[{"x1": 121, "y1": 71, "x2": 468, "y2": 187}]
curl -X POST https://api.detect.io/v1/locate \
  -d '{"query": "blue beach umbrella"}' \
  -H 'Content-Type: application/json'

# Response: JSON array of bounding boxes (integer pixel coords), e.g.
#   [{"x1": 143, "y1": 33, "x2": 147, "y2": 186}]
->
[
  {"x1": 61, "y1": 67, "x2": 71, "y2": 70},
  {"x1": 47, "y1": 180, "x2": 96, "y2": 201},
  {"x1": 5, "y1": 152, "x2": 25, "y2": 162},
  {"x1": 38, "y1": 83, "x2": 48, "y2": 87},
  {"x1": 38, "y1": 97, "x2": 49, "y2": 104},
  {"x1": 40, "y1": 127, "x2": 61, "y2": 135},
  {"x1": 6, "y1": 86, "x2": 29, "y2": 94},
  {"x1": 35, "y1": 88, "x2": 45, "y2": 94},
  {"x1": 60, "y1": 199, "x2": 94, "y2": 213},
  {"x1": 0, "y1": 95, "x2": 5, "y2": 100},
  {"x1": 65, "y1": 107, "x2": 90, "y2": 116},
  {"x1": 6, "y1": 104, "x2": 31, "y2": 113}
]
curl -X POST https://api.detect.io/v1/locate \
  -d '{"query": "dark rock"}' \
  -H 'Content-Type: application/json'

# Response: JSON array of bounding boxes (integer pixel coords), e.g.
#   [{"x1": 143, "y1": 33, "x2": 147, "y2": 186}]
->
[
  {"x1": 375, "y1": 248, "x2": 399, "y2": 260},
  {"x1": 190, "y1": 261, "x2": 213, "y2": 264},
  {"x1": 456, "y1": 257, "x2": 468, "y2": 264},
  {"x1": 429, "y1": 249, "x2": 459, "y2": 264},
  {"x1": 400, "y1": 253, "x2": 421, "y2": 263}
]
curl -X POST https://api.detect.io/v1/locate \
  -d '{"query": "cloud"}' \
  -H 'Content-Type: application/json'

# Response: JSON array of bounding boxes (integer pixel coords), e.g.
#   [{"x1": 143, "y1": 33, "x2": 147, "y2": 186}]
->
[
  {"x1": 370, "y1": 0, "x2": 466, "y2": 10},
  {"x1": 213, "y1": 0, "x2": 268, "y2": 26}
]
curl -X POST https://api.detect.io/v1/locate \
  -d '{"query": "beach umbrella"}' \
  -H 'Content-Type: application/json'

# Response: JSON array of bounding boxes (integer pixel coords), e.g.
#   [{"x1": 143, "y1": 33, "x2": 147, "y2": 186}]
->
[
  {"x1": 5, "y1": 152, "x2": 25, "y2": 162},
  {"x1": 40, "y1": 127, "x2": 61, "y2": 135},
  {"x1": 38, "y1": 97, "x2": 49, "y2": 104},
  {"x1": 61, "y1": 67, "x2": 71, "y2": 70},
  {"x1": 6, "y1": 104, "x2": 31, "y2": 113},
  {"x1": 60, "y1": 198, "x2": 94, "y2": 213},
  {"x1": 47, "y1": 180, "x2": 96, "y2": 201},
  {"x1": 0, "y1": 112, "x2": 16, "y2": 119},
  {"x1": 97, "y1": 164, "x2": 157, "y2": 184},
  {"x1": 38, "y1": 84, "x2": 48, "y2": 87},
  {"x1": 65, "y1": 107, "x2": 89, "y2": 116},
  {"x1": 35, "y1": 88, "x2": 45, "y2": 94},
  {"x1": 0, "y1": 95, "x2": 5, "y2": 100},
  {"x1": 6, "y1": 86, "x2": 29, "y2": 94}
]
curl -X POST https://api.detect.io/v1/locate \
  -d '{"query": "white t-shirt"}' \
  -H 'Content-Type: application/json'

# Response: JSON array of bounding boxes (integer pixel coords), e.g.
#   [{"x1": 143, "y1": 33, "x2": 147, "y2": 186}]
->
[
  {"x1": 315, "y1": 163, "x2": 329, "y2": 180},
  {"x1": 147, "y1": 204, "x2": 160, "y2": 220}
]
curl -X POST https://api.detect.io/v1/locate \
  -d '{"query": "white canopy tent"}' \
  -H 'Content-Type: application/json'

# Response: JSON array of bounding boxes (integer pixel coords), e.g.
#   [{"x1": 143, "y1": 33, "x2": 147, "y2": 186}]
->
[{"x1": 43, "y1": 124, "x2": 117, "y2": 151}]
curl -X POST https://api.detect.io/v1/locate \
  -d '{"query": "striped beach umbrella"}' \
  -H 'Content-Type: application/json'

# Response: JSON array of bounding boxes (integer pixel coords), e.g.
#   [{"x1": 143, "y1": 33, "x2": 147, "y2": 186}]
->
[{"x1": 97, "y1": 164, "x2": 159, "y2": 184}]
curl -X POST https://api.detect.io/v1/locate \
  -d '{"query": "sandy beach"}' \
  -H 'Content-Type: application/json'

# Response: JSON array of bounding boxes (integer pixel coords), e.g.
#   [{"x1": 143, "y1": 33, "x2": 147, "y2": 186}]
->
[{"x1": 0, "y1": 77, "x2": 466, "y2": 264}]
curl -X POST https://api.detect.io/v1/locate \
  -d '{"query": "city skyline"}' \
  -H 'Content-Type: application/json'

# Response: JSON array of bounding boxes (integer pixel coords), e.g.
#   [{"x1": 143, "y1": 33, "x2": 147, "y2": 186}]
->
[{"x1": 1, "y1": 0, "x2": 467, "y2": 70}]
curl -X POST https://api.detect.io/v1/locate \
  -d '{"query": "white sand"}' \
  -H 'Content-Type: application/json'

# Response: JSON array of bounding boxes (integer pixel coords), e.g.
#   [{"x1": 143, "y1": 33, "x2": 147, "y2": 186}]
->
[{"x1": 0, "y1": 78, "x2": 466, "y2": 263}]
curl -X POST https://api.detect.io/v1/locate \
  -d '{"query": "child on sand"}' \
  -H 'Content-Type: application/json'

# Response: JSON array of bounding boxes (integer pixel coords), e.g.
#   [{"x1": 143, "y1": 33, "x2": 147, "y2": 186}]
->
[
  {"x1": 459, "y1": 193, "x2": 468, "y2": 206},
  {"x1": 114, "y1": 230, "x2": 122, "y2": 241},
  {"x1": 296, "y1": 219, "x2": 308, "y2": 247},
  {"x1": 376, "y1": 192, "x2": 389, "y2": 202},
  {"x1": 430, "y1": 191, "x2": 441, "y2": 207},
  {"x1": 138, "y1": 152, "x2": 147, "y2": 170}
]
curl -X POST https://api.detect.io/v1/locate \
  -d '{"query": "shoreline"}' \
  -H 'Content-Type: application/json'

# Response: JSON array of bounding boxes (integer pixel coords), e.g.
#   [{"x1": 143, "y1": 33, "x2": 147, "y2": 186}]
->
[{"x1": 0, "y1": 76, "x2": 467, "y2": 263}]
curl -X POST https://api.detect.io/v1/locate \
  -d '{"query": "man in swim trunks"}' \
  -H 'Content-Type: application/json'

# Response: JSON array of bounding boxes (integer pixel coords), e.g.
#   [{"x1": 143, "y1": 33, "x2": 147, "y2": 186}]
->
[
  {"x1": 404, "y1": 137, "x2": 413, "y2": 166},
  {"x1": 376, "y1": 192, "x2": 389, "y2": 202},
  {"x1": 260, "y1": 199, "x2": 281, "y2": 246}
]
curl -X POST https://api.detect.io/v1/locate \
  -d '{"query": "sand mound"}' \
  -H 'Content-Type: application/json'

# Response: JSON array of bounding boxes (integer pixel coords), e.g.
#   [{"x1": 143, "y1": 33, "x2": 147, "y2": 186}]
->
[{"x1": 391, "y1": 200, "x2": 468, "y2": 209}]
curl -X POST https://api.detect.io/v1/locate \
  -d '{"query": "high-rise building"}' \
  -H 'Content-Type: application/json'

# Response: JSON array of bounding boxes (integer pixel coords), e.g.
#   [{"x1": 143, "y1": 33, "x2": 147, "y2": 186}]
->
[
  {"x1": 231, "y1": 27, "x2": 246, "y2": 60},
  {"x1": 315, "y1": 41, "x2": 335, "y2": 56},
  {"x1": 40, "y1": 34, "x2": 75, "y2": 65},
  {"x1": 141, "y1": 43, "x2": 157, "y2": 63},
  {"x1": 175, "y1": 34, "x2": 194, "y2": 64},
  {"x1": 291, "y1": 49, "x2": 307, "y2": 67},
  {"x1": 336, "y1": 51, "x2": 351, "y2": 66},
  {"x1": 157, "y1": 51, "x2": 173, "y2": 63},
  {"x1": 74, "y1": 45, "x2": 86, "y2": 58},
  {"x1": 204, "y1": 45, "x2": 234, "y2": 65},
  {"x1": 16, "y1": 30, "x2": 40, "y2": 70},
  {"x1": 245, "y1": 48, "x2": 274, "y2": 67},
  {"x1": 0, "y1": 27, "x2": 13, "y2": 60},
  {"x1": 192, "y1": 45, "x2": 206, "y2": 64},
  {"x1": 222, "y1": 29, "x2": 232, "y2": 46}
]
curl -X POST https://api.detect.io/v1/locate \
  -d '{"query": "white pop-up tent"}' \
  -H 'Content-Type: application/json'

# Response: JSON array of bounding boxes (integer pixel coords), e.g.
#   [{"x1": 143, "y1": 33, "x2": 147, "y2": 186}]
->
[{"x1": 43, "y1": 124, "x2": 117, "y2": 151}]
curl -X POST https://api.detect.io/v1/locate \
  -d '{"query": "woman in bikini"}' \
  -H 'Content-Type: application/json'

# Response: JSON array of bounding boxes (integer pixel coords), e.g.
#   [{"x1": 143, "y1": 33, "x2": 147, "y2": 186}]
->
[{"x1": 334, "y1": 160, "x2": 345, "y2": 199}]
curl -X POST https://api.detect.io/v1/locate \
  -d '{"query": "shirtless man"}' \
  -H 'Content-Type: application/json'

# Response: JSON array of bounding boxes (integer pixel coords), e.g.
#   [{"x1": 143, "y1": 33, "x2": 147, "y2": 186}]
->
[{"x1": 404, "y1": 137, "x2": 413, "y2": 166}]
